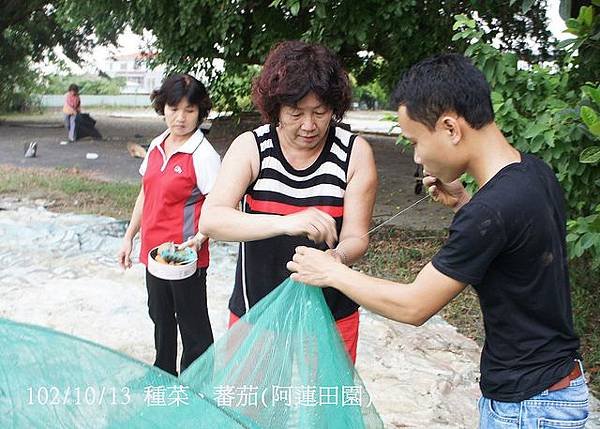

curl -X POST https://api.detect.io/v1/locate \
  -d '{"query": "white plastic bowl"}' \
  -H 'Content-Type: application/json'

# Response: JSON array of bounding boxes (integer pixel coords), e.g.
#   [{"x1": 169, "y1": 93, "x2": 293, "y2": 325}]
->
[{"x1": 147, "y1": 246, "x2": 197, "y2": 280}]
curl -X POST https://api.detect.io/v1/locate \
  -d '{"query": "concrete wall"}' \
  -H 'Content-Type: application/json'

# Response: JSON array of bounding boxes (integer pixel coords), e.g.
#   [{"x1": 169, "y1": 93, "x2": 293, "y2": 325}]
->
[{"x1": 40, "y1": 94, "x2": 152, "y2": 107}]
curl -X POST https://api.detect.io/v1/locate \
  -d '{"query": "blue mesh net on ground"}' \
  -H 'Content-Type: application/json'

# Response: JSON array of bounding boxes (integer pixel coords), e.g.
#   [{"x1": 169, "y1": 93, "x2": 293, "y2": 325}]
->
[{"x1": 0, "y1": 278, "x2": 383, "y2": 428}]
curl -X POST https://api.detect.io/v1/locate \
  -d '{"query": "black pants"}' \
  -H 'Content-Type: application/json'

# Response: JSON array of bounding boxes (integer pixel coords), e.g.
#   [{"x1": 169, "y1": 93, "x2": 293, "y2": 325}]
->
[{"x1": 145, "y1": 268, "x2": 214, "y2": 376}]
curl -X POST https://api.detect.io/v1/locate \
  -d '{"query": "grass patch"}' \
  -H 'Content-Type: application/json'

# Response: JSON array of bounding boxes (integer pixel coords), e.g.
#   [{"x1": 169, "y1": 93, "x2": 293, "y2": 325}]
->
[
  {"x1": 570, "y1": 257, "x2": 600, "y2": 394},
  {"x1": 0, "y1": 165, "x2": 138, "y2": 219},
  {"x1": 357, "y1": 225, "x2": 599, "y2": 395}
]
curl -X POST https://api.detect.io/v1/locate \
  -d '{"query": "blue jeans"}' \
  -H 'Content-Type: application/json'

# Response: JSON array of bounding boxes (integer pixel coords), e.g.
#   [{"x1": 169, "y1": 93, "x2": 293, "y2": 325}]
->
[
  {"x1": 479, "y1": 362, "x2": 589, "y2": 428},
  {"x1": 64, "y1": 114, "x2": 76, "y2": 141}
]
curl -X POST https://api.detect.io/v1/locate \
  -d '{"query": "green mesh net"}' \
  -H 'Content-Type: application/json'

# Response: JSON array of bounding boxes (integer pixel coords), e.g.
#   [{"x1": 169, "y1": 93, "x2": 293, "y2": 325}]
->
[
  {"x1": 181, "y1": 278, "x2": 383, "y2": 428},
  {"x1": 0, "y1": 319, "x2": 248, "y2": 428},
  {"x1": 0, "y1": 278, "x2": 383, "y2": 428}
]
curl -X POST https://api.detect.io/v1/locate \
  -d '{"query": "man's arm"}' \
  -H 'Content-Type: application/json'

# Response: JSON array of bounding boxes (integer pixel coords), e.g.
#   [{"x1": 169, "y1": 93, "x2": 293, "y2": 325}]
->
[
  {"x1": 287, "y1": 247, "x2": 466, "y2": 325},
  {"x1": 331, "y1": 136, "x2": 378, "y2": 264}
]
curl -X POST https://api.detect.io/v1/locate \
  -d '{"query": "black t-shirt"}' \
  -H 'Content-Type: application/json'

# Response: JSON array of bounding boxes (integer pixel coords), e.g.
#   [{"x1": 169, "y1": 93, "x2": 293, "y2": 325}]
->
[{"x1": 432, "y1": 152, "x2": 580, "y2": 402}]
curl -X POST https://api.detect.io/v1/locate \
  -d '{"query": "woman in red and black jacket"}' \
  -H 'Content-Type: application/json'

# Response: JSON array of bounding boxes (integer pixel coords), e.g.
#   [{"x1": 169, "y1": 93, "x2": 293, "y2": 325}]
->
[{"x1": 117, "y1": 74, "x2": 221, "y2": 376}]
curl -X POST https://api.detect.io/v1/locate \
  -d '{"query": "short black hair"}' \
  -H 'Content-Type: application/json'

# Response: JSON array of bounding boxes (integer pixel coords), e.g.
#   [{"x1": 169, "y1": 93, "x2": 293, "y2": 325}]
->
[
  {"x1": 392, "y1": 54, "x2": 494, "y2": 130},
  {"x1": 150, "y1": 74, "x2": 212, "y2": 121},
  {"x1": 68, "y1": 84, "x2": 79, "y2": 93}
]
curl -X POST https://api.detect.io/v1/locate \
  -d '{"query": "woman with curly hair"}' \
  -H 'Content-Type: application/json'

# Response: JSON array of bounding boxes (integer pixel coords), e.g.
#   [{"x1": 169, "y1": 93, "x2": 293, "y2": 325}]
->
[
  {"x1": 117, "y1": 74, "x2": 221, "y2": 375},
  {"x1": 200, "y1": 41, "x2": 378, "y2": 363}
]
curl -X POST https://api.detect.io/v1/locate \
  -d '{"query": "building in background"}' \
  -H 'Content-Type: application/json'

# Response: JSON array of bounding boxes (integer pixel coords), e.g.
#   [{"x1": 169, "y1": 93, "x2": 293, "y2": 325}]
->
[{"x1": 102, "y1": 52, "x2": 165, "y2": 94}]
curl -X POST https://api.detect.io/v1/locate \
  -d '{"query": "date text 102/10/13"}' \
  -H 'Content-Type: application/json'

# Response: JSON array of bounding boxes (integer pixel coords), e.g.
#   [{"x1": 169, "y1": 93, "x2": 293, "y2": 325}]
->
[{"x1": 26, "y1": 386, "x2": 131, "y2": 406}]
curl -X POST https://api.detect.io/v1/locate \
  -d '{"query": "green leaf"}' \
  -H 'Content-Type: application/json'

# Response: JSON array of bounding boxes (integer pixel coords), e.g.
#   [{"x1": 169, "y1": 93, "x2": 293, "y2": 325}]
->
[
  {"x1": 565, "y1": 18, "x2": 581, "y2": 31},
  {"x1": 530, "y1": 134, "x2": 546, "y2": 152},
  {"x1": 521, "y1": 0, "x2": 534, "y2": 14},
  {"x1": 544, "y1": 130, "x2": 555, "y2": 147},
  {"x1": 559, "y1": 0, "x2": 572, "y2": 20},
  {"x1": 589, "y1": 123, "x2": 600, "y2": 138},
  {"x1": 580, "y1": 232, "x2": 598, "y2": 250},
  {"x1": 580, "y1": 106, "x2": 599, "y2": 128},
  {"x1": 315, "y1": 4, "x2": 326, "y2": 18},
  {"x1": 290, "y1": 1, "x2": 300, "y2": 16},
  {"x1": 464, "y1": 45, "x2": 477, "y2": 57},
  {"x1": 524, "y1": 122, "x2": 547, "y2": 138},
  {"x1": 381, "y1": 113, "x2": 398, "y2": 122},
  {"x1": 491, "y1": 91, "x2": 503, "y2": 103},
  {"x1": 482, "y1": 59, "x2": 496, "y2": 82},
  {"x1": 557, "y1": 38, "x2": 577, "y2": 49},
  {"x1": 583, "y1": 85, "x2": 600, "y2": 105},
  {"x1": 566, "y1": 233, "x2": 579, "y2": 243},
  {"x1": 505, "y1": 53, "x2": 518, "y2": 75},
  {"x1": 357, "y1": 30, "x2": 367, "y2": 43},
  {"x1": 580, "y1": 146, "x2": 600, "y2": 164},
  {"x1": 569, "y1": 38, "x2": 586, "y2": 54},
  {"x1": 579, "y1": 6, "x2": 594, "y2": 27},
  {"x1": 574, "y1": 239, "x2": 584, "y2": 257}
]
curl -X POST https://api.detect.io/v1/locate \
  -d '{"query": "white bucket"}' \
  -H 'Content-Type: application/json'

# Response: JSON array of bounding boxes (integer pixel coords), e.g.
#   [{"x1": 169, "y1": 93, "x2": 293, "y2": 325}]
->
[{"x1": 147, "y1": 246, "x2": 197, "y2": 280}]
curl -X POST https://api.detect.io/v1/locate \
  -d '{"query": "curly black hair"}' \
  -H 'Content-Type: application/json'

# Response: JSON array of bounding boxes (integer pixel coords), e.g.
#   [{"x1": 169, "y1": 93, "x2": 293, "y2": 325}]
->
[{"x1": 252, "y1": 41, "x2": 351, "y2": 123}]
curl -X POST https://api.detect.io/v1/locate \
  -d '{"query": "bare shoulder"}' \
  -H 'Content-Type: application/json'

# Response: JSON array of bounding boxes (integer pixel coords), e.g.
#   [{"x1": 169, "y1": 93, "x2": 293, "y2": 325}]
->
[
  {"x1": 352, "y1": 135, "x2": 374, "y2": 155},
  {"x1": 228, "y1": 131, "x2": 257, "y2": 153},
  {"x1": 225, "y1": 131, "x2": 259, "y2": 161},
  {"x1": 348, "y1": 135, "x2": 376, "y2": 179},
  {"x1": 222, "y1": 130, "x2": 260, "y2": 180}
]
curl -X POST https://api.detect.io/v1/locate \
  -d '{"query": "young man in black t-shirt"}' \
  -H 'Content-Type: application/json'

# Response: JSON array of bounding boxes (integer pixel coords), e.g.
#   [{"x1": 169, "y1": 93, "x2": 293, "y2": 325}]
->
[{"x1": 287, "y1": 54, "x2": 590, "y2": 427}]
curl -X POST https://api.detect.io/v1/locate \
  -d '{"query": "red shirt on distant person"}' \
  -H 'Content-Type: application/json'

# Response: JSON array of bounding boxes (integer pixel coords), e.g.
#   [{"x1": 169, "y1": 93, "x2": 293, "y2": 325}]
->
[{"x1": 63, "y1": 86, "x2": 81, "y2": 115}]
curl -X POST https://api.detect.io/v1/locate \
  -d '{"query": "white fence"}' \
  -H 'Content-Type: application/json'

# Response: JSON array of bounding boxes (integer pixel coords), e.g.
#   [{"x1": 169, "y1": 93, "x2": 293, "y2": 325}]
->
[{"x1": 39, "y1": 94, "x2": 152, "y2": 107}]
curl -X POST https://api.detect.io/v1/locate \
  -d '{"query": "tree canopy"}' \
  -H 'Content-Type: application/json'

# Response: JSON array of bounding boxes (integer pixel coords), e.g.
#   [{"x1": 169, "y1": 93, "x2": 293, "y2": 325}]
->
[
  {"x1": 0, "y1": 0, "x2": 124, "y2": 110},
  {"x1": 78, "y1": 0, "x2": 554, "y2": 88},
  {"x1": 1, "y1": 0, "x2": 555, "y2": 111}
]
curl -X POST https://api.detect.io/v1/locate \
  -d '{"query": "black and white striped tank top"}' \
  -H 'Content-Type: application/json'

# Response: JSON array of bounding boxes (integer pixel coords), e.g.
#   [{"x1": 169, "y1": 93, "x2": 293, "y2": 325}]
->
[{"x1": 229, "y1": 123, "x2": 359, "y2": 320}]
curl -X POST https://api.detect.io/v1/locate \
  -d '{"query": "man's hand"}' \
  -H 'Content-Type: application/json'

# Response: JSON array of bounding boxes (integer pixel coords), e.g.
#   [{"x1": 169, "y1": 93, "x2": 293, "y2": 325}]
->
[
  {"x1": 287, "y1": 246, "x2": 348, "y2": 287},
  {"x1": 423, "y1": 175, "x2": 470, "y2": 212},
  {"x1": 325, "y1": 248, "x2": 345, "y2": 264},
  {"x1": 280, "y1": 208, "x2": 338, "y2": 249}
]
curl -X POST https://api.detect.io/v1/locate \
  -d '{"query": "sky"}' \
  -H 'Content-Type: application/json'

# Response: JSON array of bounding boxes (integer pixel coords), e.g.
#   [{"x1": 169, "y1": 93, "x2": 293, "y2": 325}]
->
[{"x1": 547, "y1": 0, "x2": 569, "y2": 40}]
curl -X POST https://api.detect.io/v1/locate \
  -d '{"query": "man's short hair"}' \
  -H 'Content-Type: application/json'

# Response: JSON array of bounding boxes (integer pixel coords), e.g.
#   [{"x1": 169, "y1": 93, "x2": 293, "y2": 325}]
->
[
  {"x1": 68, "y1": 84, "x2": 79, "y2": 93},
  {"x1": 392, "y1": 54, "x2": 494, "y2": 130},
  {"x1": 151, "y1": 74, "x2": 212, "y2": 121},
  {"x1": 252, "y1": 40, "x2": 351, "y2": 123}
]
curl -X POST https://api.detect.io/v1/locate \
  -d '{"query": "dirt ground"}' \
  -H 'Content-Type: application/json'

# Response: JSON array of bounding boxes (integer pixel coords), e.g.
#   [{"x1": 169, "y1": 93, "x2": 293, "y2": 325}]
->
[
  {"x1": 0, "y1": 108, "x2": 451, "y2": 230},
  {"x1": 3, "y1": 111, "x2": 599, "y2": 427}
]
